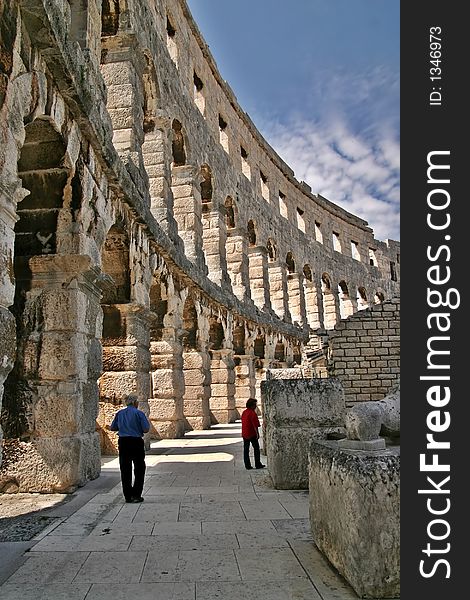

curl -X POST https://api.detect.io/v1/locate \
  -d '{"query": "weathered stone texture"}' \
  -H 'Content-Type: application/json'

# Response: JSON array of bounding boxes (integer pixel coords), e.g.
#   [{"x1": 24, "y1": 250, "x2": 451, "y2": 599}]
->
[
  {"x1": 262, "y1": 378, "x2": 345, "y2": 488},
  {"x1": 309, "y1": 441, "x2": 400, "y2": 598},
  {"x1": 0, "y1": 0, "x2": 399, "y2": 490}
]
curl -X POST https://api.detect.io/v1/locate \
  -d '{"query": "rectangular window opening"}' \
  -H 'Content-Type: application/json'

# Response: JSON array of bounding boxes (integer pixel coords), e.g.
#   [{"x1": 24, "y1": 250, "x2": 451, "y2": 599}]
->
[
  {"x1": 315, "y1": 221, "x2": 323, "y2": 244},
  {"x1": 351, "y1": 241, "x2": 360, "y2": 261},
  {"x1": 333, "y1": 232, "x2": 342, "y2": 252},
  {"x1": 241, "y1": 146, "x2": 251, "y2": 179},
  {"x1": 297, "y1": 207, "x2": 306, "y2": 233},
  {"x1": 279, "y1": 191, "x2": 288, "y2": 219}
]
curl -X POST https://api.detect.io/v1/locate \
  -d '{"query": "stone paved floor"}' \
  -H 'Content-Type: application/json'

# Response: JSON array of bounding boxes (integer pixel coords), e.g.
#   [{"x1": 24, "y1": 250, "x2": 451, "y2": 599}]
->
[{"x1": 0, "y1": 423, "x2": 363, "y2": 600}]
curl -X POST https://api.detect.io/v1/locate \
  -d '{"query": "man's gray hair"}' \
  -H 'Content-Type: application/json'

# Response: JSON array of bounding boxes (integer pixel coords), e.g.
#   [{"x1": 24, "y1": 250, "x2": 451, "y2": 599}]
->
[{"x1": 125, "y1": 394, "x2": 138, "y2": 406}]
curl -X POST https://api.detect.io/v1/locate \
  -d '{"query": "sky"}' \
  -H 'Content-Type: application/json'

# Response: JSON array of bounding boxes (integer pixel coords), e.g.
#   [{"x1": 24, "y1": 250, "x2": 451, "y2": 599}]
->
[{"x1": 186, "y1": 0, "x2": 400, "y2": 241}]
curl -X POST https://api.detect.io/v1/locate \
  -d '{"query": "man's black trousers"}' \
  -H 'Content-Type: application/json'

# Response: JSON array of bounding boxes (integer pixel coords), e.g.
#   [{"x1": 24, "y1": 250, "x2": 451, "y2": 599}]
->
[
  {"x1": 118, "y1": 436, "x2": 146, "y2": 501},
  {"x1": 243, "y1": 436, "x2": 262, "y2": 468}
]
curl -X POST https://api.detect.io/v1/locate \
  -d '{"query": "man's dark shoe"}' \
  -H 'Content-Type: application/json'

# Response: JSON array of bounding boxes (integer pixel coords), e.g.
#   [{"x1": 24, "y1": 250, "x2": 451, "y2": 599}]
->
[
  {"x1": 245, "y1": 466, "x2": 253, "y2": 470},
  {"x1": 132, "y1": 496, "x2": 144, "y2": 503},
  {"x1": 125, "y1": 498, "x2": 135, "y2": 503},
  {"x1": 255, "y1": 464, "x2": 266, "y2": 469}
]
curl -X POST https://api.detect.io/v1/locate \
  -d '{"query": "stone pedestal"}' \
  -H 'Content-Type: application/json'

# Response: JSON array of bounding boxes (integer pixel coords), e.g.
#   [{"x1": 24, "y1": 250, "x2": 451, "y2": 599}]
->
[
  {"x1": 262, "y1": 378, "x2": 345, "y2": 489},
  {"x1": 209, "y1": 350, "x2": 237, "y2": 423},
  {"x1": 309, "y1": 440, "x2": 400, "y2": 598},
  {"x1": 98, "y1": 304, "x2": 151, "y2": 454},
  {"x1": 0, "y1": 255, "x2": 102, "y2": 492}
]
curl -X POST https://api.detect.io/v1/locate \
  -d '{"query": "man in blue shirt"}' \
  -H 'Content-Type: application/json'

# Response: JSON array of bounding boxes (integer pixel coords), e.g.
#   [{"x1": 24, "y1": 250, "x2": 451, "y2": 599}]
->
[{"x1": 109, "y1": 394, "x2": 151, "y2": 503}]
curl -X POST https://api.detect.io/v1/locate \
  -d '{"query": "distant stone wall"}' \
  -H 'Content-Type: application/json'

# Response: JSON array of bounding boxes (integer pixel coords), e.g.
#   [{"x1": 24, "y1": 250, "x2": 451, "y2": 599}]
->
[
  {"x1": 309, "y1": 440, "x2": 400, "y2": 598},
  {"x1": 327, "y1": 298, "x2": 400, "y2": 407},
  {"x1": 262, "y1": 378, "x2": 345, "y2": 489}
]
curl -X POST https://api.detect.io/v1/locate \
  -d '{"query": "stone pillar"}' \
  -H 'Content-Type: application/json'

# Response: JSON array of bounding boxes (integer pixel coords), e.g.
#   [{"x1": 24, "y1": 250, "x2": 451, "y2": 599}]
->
[
  {"x1": 182, "y1": 349, "x2": 211, "y2": 430},
  {"x1": 225, "y1": 229, "x2": 250, "y2": 301},
  {"x1": 100, "y1": 47, "x2": 147, "y2": 194},
  {"x1": 142, "y1": 114, "x2": 179, "y2": 243},
  {"x1": 303, "y1": 278, "x2": 321, "y2": 330},
  {"x1": 172, "y1": 165, "x2": 206, "y2": 271},
  {"x1": 209, "y1": 349, "x2": 237, "y2": 423},
  {"x1": 98, "y1": 304, "x2": 151, "y2": 454},
  {"x1": 0, "y1": 183, "x2": 24, "y2": 469},
  {"x1": 248, "y1": 246, "x2": 271, "y2": 311},
  {"x1": 234, "y1": 356, "x2": 256, "y2": 418},
  {"x1": 0, "y1": 255, "x2": 102, "y2": 492},
  {"x1": 268, "y1": 261, "x2": 290, "y2": 320},
  {"x1": 287, "y1": 272, "x2": 305, "y2": 326},
  {"x1": 202, "y1": 206, "x2": 229, "y2": 287},
  {"x1": 69, "y1": 0, "x2": 102, "y2": 68}
]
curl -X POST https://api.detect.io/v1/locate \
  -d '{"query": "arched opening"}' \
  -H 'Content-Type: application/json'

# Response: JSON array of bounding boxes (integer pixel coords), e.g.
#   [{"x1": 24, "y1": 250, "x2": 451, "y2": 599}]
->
[
  {"x1": 101, "y1": 0, "x2": 120, "y2": 37},
  {"x1": 101, "y1": 221, "x2": 131, "y2": 304},
  {"x1": 200, "y1": 164, "x2": 212, "y2": 203},
  {"x1": 357, "y1": 287, "x2": 369, "y2": 311},
  {"x1": 225, "y1": 196, "x2": 235, "y2": 228},
  {"x1": 3, "y1": 119, "x2": 68, "y2": 442},
  {"x1": 286, "y1": 252, "x2": 295, "y2": 273},
  {"x1": 302, "y1": 264, "x2": 320, "y2": 330},
  {"x1": 293, "y1": 344, "x2": 302, "y2": 365},
  {"x1": 172, "y1": 119, "x2": 186, "y2": 166},
  {"x1": 247, "y1": 220, "x2": 257, "y2": 246},
  {"x1": 209, "y1": 318, "x2": 224, "y2": 351},
  {"x1": 182, "y1": 296, "x2": 198, "y2": 350},
  {"x1": 142, "y1": 53, "x2": 160, "y2": 134},
  {"x1": 321, "y1": 273, "x2": 337, "y2": 329},
  {"x1": 338, "y1": 280, "x2": 354, "y2": 319},
  {"x1": 166, "y1": 15, "x2": 178, "y2": 67},
  {"x1": 254, "y1": 334, "x2": 265, "y2": 359},
  {"x1": 233, "y1": 323, "x2": 245, "y2": 355},
  {"x1": 274, "y1": 341, "x2": 285, "y2": 362},
  {"x1": 149, "y1": 279, "x2": 167, "y2": 343},
  {"x1": 374, "y1": 291, "x2": 385, "y2": 304},
  {"x1": 303, "y1": 265, "x2": 312, "y2": 282},
  {"x1": 267, "y1": 239, "x2": 277, "y2": 261}
]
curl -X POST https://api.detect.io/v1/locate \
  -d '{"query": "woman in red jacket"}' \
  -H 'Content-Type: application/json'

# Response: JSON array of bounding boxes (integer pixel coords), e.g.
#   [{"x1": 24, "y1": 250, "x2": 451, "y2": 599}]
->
[{"x1": 241, "y1": 398, "x2": 266, "y2": 470}]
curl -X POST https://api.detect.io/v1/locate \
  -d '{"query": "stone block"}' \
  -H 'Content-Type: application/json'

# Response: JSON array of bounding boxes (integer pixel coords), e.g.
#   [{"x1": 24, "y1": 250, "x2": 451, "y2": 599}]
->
[{"x1": 309, "y1": 441, "x2": 400, "y2": 598}]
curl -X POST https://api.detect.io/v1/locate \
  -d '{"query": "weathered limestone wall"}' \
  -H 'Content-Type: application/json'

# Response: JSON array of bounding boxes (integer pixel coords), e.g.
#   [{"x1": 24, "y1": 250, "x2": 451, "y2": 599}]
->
[
  {"x1": 262, "y1": 378, "x2": 345, "y2": 489},
  {"x1": 309, "y1": 440, "x2": 400, "y2": 598},
  {"x1": 327, "y1": 298, "x2": 400, "y2": 407},
  {"x1": 0, "y1": 0, "x2": 399, "y2": 489}
]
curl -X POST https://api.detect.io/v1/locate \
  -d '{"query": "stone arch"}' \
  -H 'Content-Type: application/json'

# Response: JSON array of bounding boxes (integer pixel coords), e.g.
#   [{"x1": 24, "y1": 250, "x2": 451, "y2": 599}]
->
[
  {"x1": 15, "y1": 119, "x2": 68, "y2": 258},
  {"x1": 321, "y1": 272, "x2": 337, "y2": 330},
  {"x1": 286, "y1": 252, "x2": 295, "y2": 273},
  {"x1": 149, "y1": 276, "x2": 167, "y2": 343},
  {"x1": 357, "y1": 286, "x2": 369, "y2": 311},
  {"x1": 171, "y1": 119, "x2": 186, "y2": 166},
  {"x1": 225, "y1": 196, "x2": 236, "y2": 228},
  {"x1": 200, "y1": 164, "x2": 213, "y2": 203},
  {"x1": 101, "y1": 1, "x2": 120, "y2": 37},
  {"x1": 182, "y1": 295, "x2": 198, "y2": 350},
  {"x1": 338, "y1": 280, "x2": 354, "y2": 319},
  {"x1": 247, "y1": 219, "x2": 257, "y2": 246},
  {"x1": 209, "y1": 317, "x2": 224, "y2": 350},
  {"x1": 101, "y1": 219, "x2": 131, "y2": 304}
]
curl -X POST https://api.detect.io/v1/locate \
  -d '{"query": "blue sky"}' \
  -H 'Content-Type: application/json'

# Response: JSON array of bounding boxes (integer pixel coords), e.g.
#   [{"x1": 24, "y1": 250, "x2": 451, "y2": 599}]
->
[{"x1": 187, "y1": 0, "x2": 400, "y2": 241}]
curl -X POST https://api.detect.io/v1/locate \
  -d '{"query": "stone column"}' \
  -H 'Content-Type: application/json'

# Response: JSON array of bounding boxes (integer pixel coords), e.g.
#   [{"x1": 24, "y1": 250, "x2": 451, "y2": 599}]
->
[
  {"x1": 225, "y1": 229, "x2": 250, "y2": 301},
  {"x1": 287, "y1": 272, "x2": 305, "y2": 326},
  {"x1": 172, "y1": 165, "x2": 206, "y2": 271},
  {"x1": 0, "y1": 183, "x2": 24, "y2": 469},
  {"x1": 142, "y1": 113, "x2": 179, "y2": 243},
  {"x1": 202, "y1": 206, "x2": 229, "y2": 287},
  {"x1": 98, "y1": 304, "x2": 151, "y2": 454},
  {"x1": 209, "y1": 349, "x2": 237, "y2": 423},
  {"x1": 182, "y1": 349, "x2": 211, "y2": 430},
  {"x1": 268, "y1": 261, "x2": 290, "y2": 320},
  {"x1": 303, "y1": 278, "x2": 322, "y2": 330},
  {"x1": 248, "y1": 246, "x2": 272, "y2": 311},
  {"x1": 0, "y1": 255, "x2": 102, "y2": 492},
  {"x1": 149, "y1": 334, "x2": 185, "y2": 439},
  {"x1": 234, "y1": 356, "x2": 256, "y2": 418},
  {"x1": 100, "y1": 45, "x2": 147, "y2": 195}
]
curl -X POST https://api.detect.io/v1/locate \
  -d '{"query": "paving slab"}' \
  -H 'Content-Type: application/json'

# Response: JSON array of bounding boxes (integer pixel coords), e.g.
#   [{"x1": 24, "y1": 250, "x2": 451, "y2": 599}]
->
[
  {"x1": 74, "y1": 550, "x2": 147, "y2": 583},
  {"x1": 196, "y1": 579, "x2": 323, "y2": 600},
  {"x1": 235, "y1": 547, "x2": 309, "y2": 581},
  {"x1": 85, "y1": 582, "x2": 195, "y2": 600}
]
